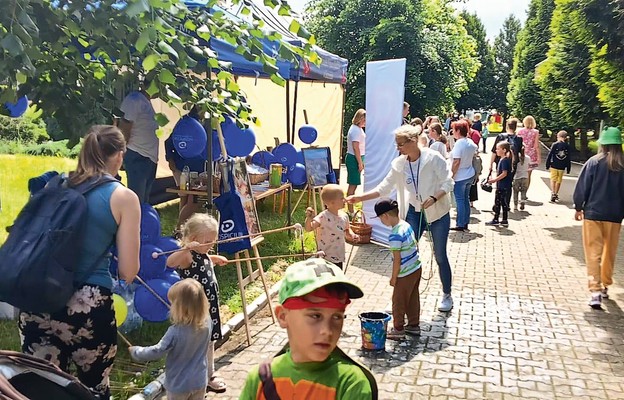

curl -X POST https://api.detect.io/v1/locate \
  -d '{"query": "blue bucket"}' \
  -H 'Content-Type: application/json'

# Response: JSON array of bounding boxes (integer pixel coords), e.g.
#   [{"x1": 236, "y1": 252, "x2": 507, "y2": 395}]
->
[{"x1": 359, "y1": 312, "x2": 391, "y2": 350}]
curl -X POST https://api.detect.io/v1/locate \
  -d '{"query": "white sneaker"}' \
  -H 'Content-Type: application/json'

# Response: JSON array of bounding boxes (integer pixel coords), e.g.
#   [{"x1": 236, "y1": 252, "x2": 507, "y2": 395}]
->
[
  {"x1": 438, "y1": 293, "x2": 453, "y2": 312},
  {"x1": 589, "y1": 292, "x2": 602, "y2": 309}
]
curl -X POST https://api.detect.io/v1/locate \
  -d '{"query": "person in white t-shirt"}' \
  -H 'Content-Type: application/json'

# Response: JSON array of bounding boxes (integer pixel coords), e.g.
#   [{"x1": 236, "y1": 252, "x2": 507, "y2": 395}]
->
[
  {"x1": 428, "y1": 122, "x2": 448, "y2": 158},
  {"x1": 345, "y1": 108, "x2": 366, "y2": 215},
  {"x1": 450, "y1": 119, "x2": 478, "y2": 232},
  {"x1": 117, "y1": 84, "x2": 159, "y2": 203}
]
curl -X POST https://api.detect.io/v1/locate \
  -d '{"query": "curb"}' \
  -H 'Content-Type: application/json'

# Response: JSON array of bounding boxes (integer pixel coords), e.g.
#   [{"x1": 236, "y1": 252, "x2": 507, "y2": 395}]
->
[{"x1": 128, "y1": 279, "x2": 283, "y2": 400}]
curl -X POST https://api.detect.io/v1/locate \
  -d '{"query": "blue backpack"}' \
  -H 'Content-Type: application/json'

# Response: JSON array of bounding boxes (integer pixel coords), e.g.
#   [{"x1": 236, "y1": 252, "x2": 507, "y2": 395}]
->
[{"x1": 0, "y1": 174, "x2": 117, "y2": 313}]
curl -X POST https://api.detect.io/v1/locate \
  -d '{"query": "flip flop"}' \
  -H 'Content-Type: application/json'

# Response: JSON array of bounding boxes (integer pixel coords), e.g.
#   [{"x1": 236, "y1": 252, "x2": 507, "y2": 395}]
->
[{"x1": 207, "y1": 376, "x2": 227, "y2": 393}]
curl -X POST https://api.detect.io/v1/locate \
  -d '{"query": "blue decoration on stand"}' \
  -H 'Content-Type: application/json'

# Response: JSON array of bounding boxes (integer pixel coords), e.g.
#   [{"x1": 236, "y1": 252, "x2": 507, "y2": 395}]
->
[
  {"x1": 251, "y1": 151, "x2": 276, "y2": 169},
  {"x1": 171, "y1": 116, "x2": 207, "y2": 159},
  {"x1": 161, "y1": 269, "x2": 182, "y2": 286},
  {"x1": 272, "y1": 143, "x2": 298, "y2": 167},
  {"x1": 298, "y1": 124, "x2": 318, "y2": 144},
  {"x1": 138, "y1": 244, "x2": 166, "y2": 281},
  {"x1": 287, "y1": 163, "x2": 307, "y2": 186},
  {"x1": 222, "y1": 117, "x2": 257, "y2": 157},
  {"x1": 140, "y1": 204, "x2": 161, "y2": 244},
  {"x1": 157, "y1": 237, "x2": 180, "y2": 254}
]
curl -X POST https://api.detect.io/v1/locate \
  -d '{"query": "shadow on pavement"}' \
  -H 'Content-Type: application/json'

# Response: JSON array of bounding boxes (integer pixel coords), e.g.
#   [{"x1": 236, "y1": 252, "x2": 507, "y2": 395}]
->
[
  {"x1": 449, "y1": 231, "x2": 484, "y2": 243},
  {"x1": 583, "y1": 299, "x2": 624, "y2": 376}
]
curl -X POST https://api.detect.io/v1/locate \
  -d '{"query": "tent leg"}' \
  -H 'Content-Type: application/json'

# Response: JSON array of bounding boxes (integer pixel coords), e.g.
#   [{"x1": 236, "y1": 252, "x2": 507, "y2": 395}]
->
[{"x1": 291, "y1": 80, "x2": 299, "y2": 144}]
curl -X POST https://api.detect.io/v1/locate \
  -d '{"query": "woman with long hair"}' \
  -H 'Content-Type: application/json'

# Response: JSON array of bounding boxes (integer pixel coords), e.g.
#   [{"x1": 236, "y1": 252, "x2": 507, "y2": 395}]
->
[
  {"x1": 573, "y1": 127, "x2": 624, "y2": 309},
  {"x1": 19, "y1": 125, "x2": 141, "y2": 399},
  {"x1": 517, "y1": 115, "x2": 541, "y2": 194},
  {"x1": 345, "y1": 108, "x2": 366, "y2": 215}
]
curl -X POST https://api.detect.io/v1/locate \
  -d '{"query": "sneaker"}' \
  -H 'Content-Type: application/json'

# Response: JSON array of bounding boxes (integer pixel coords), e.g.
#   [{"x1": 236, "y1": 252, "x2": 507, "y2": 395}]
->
[
  {"x1": 520, "y1": 202, "x2": 525, "y2": 211},
  {"x1": 485, "y1": 220, "x2": 500, "y2": 226},
  {"x1": 513, "y1": 205, "x2": 518, "y2": 211},
  {"x1": 405, "y1": 325, "x2": 421, "y2": 336},
  {"x1": 500, "y1": 220, "x2": 509, "y2": 227},
  {"x1": 589, "y1": 292, "x2": 602, "y2": 309},
  {"x1": 387, "y1": 327, "x2": 405, "y2": 340},
  {"x1": 438, "y1": 293, "x2": 453, "y2": 312},
  {"x1": 601, "y1": 287, "x2": 609, "y2": 299},
  {"x1": 550, "y1": 193, "x2": 556, "y2": 203}
]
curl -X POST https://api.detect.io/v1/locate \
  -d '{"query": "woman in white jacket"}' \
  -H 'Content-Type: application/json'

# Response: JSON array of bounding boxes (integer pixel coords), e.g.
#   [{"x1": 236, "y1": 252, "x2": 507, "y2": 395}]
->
[{"x1": 347, "y1": 125, "x2": 455, "y2": 312}]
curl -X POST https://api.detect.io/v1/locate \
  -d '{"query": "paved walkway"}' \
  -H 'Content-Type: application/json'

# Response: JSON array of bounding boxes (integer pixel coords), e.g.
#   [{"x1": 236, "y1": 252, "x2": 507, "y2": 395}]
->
[{"x1": 207, "y1": 143, "x2": 624, "y2": 399}]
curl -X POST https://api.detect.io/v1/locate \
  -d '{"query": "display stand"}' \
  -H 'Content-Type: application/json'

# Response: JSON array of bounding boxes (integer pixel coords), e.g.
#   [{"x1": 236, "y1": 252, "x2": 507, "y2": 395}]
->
[
  {"x1": 234, "y1": 235, "x2": 277, "y2": 345},
  {"x1": 290, "y1": 178, "x2": 324, "y2": 218}
]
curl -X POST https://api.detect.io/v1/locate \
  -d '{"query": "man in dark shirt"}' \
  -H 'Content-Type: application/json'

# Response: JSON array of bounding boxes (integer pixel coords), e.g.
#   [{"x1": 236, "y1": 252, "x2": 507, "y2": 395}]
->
[
  {"x1": 545, "y1": 130, "x2": 571, "y2": 202},
  {"x1": 486, "y1": 143, "x2": 513, "y2": 227}
]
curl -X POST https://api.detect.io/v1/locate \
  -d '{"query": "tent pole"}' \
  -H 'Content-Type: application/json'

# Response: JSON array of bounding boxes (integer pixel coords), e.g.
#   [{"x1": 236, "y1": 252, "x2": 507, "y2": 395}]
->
[
  {"x1": 205, "y1": 119, "x2": 213, "y2": 213},
  {"x1": 338, "y1": 84, "x2": 347, "y2": 180},
  {"x1": 291, "y1": 79, "x2": 299, "y2": 144},
  {"x1": 285, "y1": 81, "x2": 291, "y2": 145}
]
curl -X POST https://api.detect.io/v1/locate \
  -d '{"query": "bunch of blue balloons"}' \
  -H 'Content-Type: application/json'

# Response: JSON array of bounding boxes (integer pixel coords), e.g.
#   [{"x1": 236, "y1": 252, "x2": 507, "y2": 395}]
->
[
  {"x1": 110, "y1": 204, "x2": 183, "y2": 331},
  {"x1": 249, "y1": 125, "x2": 318, "y2": 187}
]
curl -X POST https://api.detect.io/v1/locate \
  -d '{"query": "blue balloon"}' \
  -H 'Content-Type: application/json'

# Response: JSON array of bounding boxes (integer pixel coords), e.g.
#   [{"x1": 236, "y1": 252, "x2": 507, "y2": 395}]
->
[
  {"x1": 138, "y1": 244, "x2": 166, "y2": 281},
  {"x1": 272, "y1": 143, "x2": 298, "y2": 167},
  {"x1": 295, "y1": 150, "x2": 304, "y2": 165},
  {"x1": 161, "y1": 269, "x2": 182, "y2": 286},
  {"x1": 210, "y1": 129, "x2": 224, "y2": 161},
  {"x1": 140, "y1": 204, "x2": 161, "y2": 244},
  {"x1": 4, "y1": 96, "x2": 28, "y2": 118},
  {"x1": 287, "y1": 163, "x2": 307, "y2": 186},
  {"x1": 134, "y1": 279, "x2": 171, "y2": 322},
  {"x1": 222, "y1": 117, "x2": 257, "y2": 157},
  {"x1": 171, "y1": 116, "x2": 207, "y2": 159},
  {"x1": 157, "y1": 237, "x2": 180, "y2": 254},
  {"x1": 251, "y1": 151, "x2": 275, "y2": 169},
  {"x1": 298, "y1": 124, "x2": 318, "y2": 145}
]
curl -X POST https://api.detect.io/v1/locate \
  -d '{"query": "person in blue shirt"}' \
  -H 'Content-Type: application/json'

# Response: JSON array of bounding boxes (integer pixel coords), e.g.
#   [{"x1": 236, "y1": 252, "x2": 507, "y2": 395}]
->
[
  {"x1": 130, "y1": 279, "x2": 211, "y2": 400},
  {"x1": 486, "y1": 141, "x2": 513, "y2": 227}
]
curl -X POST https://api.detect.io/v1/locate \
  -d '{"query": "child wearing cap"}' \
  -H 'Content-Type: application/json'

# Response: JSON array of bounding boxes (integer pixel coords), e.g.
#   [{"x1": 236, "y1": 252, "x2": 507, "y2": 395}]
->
[
  {"x1": 305, "y1": 184, "x2": 359, "y2": 270},
  {"x1": 240, "y1": 258, "x2": 376, "y2": 399},
  {"x1": 375, "y1": 198, "x2": 422, "y2": 340}
]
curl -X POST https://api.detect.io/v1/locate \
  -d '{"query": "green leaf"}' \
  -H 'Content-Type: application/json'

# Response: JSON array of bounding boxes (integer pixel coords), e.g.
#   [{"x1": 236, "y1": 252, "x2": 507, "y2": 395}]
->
[
  {"x1": 18, "y1": 10, "x2": 39, "y2": 36},
  {"x1": 158, "y1": 40, "x2": 178, "y2": 60},
  {"x1": 217, "y1": 71, "x2": 230, "y2": 80},
  {"x1": 135, "y1": 29, "x2": 152, "y2": 53},
  {"x1": 270, "y1": 73, "x2": 286, "y2": 87},
  {"x1": 159, "y1": 69, "x2": 176, "y2": 84},
  {"x1": 1, "y1": 34, "x2": 24, "y2": 56},
  {"x1": 289, "y1": 20, "x2": 301, "y2": 35},
  {"x1": 184, "y1": 20, "x2": 197, "y2": 31},
  {"x1": 146, "y1": 80, "x2": 159, "y2": 97},
  {"x1": 155, "y1": 113, "x2": 169, "y2": 126},
  {"x1": 16, "y1": 71, "x2": 28, "y2": 84},
  {"x1": 11, "y1": 23, "x2": 33, "y2": 46},
  {"x1": 126, "y1": 0, "x2": 150, "y2": 18},
  {"x1": 207, "y1": 58, "x2": 219, "y2": 68},
  {"x1": 166, "y1": 88, "x2": 182, "y2": 102},
  {"x1": 142, "y1": 54, "x2": 160, "y2": 71},
  {"x1": 278, "y1": 5, "x2": 291, "y2": 16}
]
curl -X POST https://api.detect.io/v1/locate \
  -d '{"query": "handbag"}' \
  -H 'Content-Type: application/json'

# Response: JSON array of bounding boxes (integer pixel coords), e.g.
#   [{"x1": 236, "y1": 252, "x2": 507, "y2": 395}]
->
[{"x1": 213, "y1": 160, "x2": 252, "y2": 253}]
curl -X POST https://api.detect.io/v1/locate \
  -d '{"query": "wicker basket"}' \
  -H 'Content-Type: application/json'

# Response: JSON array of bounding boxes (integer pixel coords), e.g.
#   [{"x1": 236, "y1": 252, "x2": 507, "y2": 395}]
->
[
  {"x1": 349, "y1": 210, "x2": 372, "y2": 244},
  {"x1": 249, "y1": 172, "x2": 269, "y2": 185}
]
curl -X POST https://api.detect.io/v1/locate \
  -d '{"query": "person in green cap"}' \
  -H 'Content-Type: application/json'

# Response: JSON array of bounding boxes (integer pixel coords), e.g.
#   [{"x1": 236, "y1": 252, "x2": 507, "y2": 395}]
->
[
  {"x1": 573, "y1": 126, "x2": 624, "y2": 309},
  {"x1": 240, "y1": 258, "x2": 376, "y2": 399}
]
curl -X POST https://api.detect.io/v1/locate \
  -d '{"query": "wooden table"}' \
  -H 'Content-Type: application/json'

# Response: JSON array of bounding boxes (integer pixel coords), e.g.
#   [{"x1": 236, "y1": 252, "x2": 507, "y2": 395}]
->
[{"x1": 166, "y1": 182, "x2": 292, "y2": 226}]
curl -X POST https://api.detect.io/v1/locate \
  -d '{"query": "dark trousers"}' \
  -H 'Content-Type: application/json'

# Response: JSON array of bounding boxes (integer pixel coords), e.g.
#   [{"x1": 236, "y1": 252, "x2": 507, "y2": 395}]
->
[{"x1": 493, "y1": 188, "x2": 511, "y2": 221}]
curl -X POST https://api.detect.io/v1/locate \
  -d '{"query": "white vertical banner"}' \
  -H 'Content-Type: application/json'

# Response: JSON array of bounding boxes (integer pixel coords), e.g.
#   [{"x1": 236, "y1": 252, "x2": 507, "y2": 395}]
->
[{"x1": 363, "y1": 59, "x2": 406, "y2": 244}]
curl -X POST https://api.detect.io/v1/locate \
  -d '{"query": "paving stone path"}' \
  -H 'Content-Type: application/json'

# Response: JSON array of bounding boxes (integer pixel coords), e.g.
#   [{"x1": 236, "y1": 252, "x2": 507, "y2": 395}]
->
[{"x1": 206, "y1": 146, "x2": 624, "y2": 400}]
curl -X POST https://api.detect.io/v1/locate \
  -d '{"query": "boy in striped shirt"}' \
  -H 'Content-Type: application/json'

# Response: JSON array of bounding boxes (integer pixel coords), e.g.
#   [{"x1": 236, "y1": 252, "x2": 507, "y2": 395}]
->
[{"x1": 375, "y1": 198, "x2": 422, "y2": 340}]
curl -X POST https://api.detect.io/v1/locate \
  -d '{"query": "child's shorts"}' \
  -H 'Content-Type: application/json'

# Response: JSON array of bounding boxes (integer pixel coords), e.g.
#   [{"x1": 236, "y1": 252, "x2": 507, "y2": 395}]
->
[{"x1": 550, "y1": 168, "x2": 564, "y2": 183}]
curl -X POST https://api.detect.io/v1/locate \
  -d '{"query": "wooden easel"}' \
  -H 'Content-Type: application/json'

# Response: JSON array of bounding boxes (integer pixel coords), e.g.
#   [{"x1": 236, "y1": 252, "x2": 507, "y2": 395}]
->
[
  {"x1": 234, "y1": 235, "x2": 277, "y2": 345},
  {"x1": 291, "y1": 176, "x2": 324, "y2": 219}
]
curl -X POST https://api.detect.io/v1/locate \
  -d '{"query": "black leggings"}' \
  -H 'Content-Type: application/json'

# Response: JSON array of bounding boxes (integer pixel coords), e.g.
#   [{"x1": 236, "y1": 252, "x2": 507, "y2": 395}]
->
[
  {"x1": 19, "y1": 284, "x2": 117, "y2": 399},
  {"x1": 493, "y1": 188, "x2": 511, "y2": 221}
]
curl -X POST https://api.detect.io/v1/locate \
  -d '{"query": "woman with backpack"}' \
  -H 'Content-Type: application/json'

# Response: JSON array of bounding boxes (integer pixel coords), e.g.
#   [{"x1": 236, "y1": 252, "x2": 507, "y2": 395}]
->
[{"x1": 18, "y1": 125, "x2": 141, "y2": 400}]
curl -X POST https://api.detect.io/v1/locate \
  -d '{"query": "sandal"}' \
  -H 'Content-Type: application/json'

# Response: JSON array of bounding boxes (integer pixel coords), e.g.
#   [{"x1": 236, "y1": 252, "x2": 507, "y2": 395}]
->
[{"x1": 206, "y1": 376, "x2": 227, "y2": 393}]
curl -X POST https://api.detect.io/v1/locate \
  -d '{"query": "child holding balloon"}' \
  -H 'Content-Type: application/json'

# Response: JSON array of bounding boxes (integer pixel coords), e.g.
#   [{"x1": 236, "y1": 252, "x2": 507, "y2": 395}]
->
[
  {"x1": 165, "y1": 213, "x2": 228, "y2": 393},
  {"x1": 130, "y1": 279, "x2": 211, "y2": 400}
]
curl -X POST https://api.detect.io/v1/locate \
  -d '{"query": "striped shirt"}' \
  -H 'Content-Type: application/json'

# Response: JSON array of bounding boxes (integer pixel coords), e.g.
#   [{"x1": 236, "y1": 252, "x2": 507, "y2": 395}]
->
[{"x1": 388, "y1": 220, "x2": 421, "y2": 277}]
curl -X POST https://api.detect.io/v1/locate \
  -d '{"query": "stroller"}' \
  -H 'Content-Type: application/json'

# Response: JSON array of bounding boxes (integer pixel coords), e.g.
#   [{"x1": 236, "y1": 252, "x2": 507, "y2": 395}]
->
[{"x1": 0, "y1": 350, "x2": 95, "y2": 400}]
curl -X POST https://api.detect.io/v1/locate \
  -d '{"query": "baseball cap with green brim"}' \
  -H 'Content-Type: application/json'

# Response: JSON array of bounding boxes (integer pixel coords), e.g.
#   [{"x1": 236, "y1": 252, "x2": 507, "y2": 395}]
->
[
  {"x1": 279, "y1": 258, "x2": 364, "y2": 304},
  {"x1": 598, "y1": 127, "x2": 622, "y2": 145}
]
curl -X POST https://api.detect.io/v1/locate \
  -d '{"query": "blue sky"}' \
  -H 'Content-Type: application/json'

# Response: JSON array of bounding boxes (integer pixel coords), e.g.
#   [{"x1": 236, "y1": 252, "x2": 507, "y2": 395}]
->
[{"x1": 287, "y1": 0, "x2": 530, "y2": 41}]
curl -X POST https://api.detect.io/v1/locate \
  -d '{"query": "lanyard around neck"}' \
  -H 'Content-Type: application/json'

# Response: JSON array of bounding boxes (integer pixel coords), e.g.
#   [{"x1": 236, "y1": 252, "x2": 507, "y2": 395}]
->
[{"x1": 408, "y1": 156, "x2": 421, "y2": 194}]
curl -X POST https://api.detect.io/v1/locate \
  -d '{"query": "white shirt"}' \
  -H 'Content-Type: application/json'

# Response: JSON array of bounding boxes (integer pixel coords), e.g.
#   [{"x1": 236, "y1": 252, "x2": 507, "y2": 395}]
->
[
  {"x1": 430, "y1": 141, "x2": 447, "y2": 158},
  {"x1": 514, "y1": 155, "x2": 531, "y2": 180},
  {"x1": 120, "y1": 91, "x2": 159, "y2": 163},
  {"x1": 450, "y1": 137, "x2": 477, "y2": 181},
  {"x1": 347, "y1": 125, "x2": 366, "y2": 156}
]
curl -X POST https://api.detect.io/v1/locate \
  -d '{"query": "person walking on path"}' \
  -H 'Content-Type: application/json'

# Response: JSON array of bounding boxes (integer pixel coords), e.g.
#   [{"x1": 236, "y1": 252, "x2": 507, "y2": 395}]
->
[
  {"x1": 450, "y1": 120, "x2": 478, "y2": 231},
  {"x1": 485, "y1": 141, "x2": 513, "y2": 227},
  {"x1": 117, "y1": 83, "x2": 159, "y2": 204},
  {"x1": 347, "y1": 125, "x2": 455, "y2": 312},
  {"x1": 512, "y1": 150, "x2": 531, "y2": 211},
  {"x1": 345, "y1": 109, "x2": 366, "y2": 215},
  {"x1": 546, "y1": 130, "x2": 571, "y2": 203},
  {"x1": 573, "y1": 127, "x2": 624, "y2": 309},
  {"x1": 516, "y1": 115, "x2": 541, "y2": 195}
]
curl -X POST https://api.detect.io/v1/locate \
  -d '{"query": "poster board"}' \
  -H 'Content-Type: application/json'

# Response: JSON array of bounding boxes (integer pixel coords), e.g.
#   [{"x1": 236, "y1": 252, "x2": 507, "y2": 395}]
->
[
  {"x1": 220, "y1": 159, "x2": 261, "y2": 235},
  {"x1": 302, "y1": 147, "x2": 332, "y2": 186}
]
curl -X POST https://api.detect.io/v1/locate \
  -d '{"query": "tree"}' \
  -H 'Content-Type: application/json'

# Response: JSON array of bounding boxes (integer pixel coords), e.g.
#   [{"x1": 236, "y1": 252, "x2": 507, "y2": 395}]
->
[
  {"x1": 455, "y1": 12, "x2": 497, "y2": 112},
  {"x1": 507, "y1": 0, "x2": 555, "y2": 125},
  {"x1": 491, "y1": 15, "x2": 521, "y2": 116},
  {"x1": 306, "y1": 0, "x2": 478, "y2": 125},
  {"x1": 0, "y1": 0, "x2": 315, "y2": 142}
]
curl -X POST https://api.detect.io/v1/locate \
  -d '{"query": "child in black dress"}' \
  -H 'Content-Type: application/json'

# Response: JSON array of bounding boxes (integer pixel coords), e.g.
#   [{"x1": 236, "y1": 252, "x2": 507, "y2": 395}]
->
[{"x1": 166, "y1": 213, "x2": 228, "y2": 393}]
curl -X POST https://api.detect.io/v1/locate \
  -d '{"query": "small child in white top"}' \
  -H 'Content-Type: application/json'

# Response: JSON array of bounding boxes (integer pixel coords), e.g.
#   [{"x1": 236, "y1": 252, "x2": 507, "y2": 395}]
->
[
  {"x1": 305, "y1": 184, "x2": 359, "y2": 270},
  {"x1": 512, "y1": 148, "x2": 531, "y2": 211}
]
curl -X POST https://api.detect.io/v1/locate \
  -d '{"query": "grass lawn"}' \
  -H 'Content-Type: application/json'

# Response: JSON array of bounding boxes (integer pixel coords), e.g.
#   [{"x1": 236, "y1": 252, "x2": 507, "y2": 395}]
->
[{"x1": 0, "y1": 154, "x2": 318, "y2": 398}]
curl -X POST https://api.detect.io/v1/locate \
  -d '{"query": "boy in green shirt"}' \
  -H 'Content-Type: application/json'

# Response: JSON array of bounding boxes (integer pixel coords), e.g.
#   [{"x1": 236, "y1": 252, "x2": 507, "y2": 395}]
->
[{"x1": 240, "y1": 258, "x2": 376, "y2": 399}]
